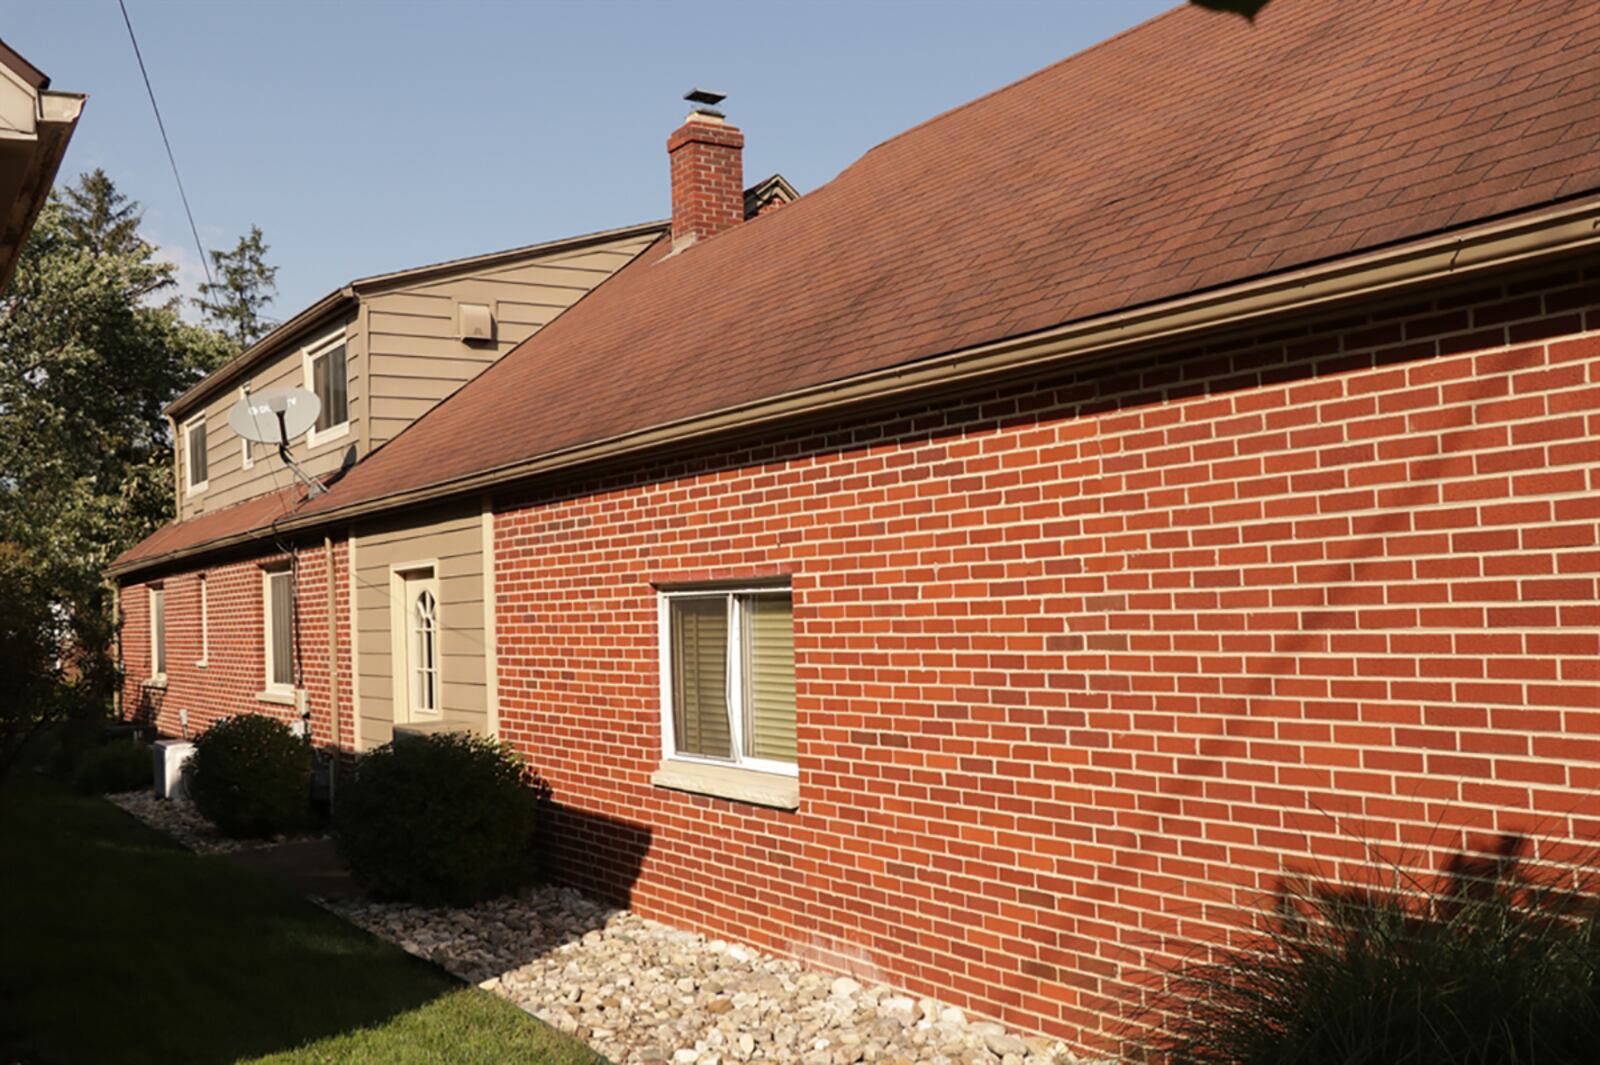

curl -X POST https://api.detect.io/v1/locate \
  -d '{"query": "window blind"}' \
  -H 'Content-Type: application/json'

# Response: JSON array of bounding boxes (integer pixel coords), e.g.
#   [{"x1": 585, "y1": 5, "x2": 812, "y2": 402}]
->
[
  {"x1": 670, "y1": 597, "x2": 731, "y2": 758},
  {"x1": 151, "y1": 588, "x2": 166, "y2": 674},
  {"x1": 743, "y1": 594, "x2": 796, "y2": 762},
  {"x1": 269, "y1": 571, "x2": 293, "y2": 687},
  {"x1": 314, "y1": 345, "x2": 348, "y2": 430},
  {"x1": 188, "y1": 421, "x2": 207, "y2": 485}
]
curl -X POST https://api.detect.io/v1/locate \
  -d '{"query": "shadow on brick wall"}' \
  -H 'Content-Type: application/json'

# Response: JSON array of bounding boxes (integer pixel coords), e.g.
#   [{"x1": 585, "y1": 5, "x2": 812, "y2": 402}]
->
[
  {"x1": 128, "y1": 684, "x2": 163, "y2": 733},
  {"x1": 533, "y1": 779, "x2": 653, "y2": 909}
]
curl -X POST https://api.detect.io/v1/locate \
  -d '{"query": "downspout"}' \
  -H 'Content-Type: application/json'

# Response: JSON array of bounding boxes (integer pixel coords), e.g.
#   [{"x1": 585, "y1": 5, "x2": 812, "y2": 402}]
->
[
  {"x1": 325, "y1": 534, "x2": 340, "y2": 808},
  {"x1": 109, "y1": 578, "x2": 122, "y2": 723}
]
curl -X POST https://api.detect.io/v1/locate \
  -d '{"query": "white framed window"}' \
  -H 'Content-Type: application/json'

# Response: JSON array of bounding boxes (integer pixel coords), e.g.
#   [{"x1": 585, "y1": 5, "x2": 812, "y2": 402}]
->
[
  {"x1": 657, "y1": 585, "x2": 796, "y2": 777},
  {"x1": 183, "y1": 412, "x2": 209, "y2": 494},
  {"x1": 148, "y1": 585, "x2": 167, "y2": 681},
  {"x1": 389, "y1": 564, "x2": 441, "y2": 722},
  {"x1": 263, "y1": 567, "x2": 295, "y2": 694},
  {"x1": 195, "y1": 573, "x2": 209, "y2": 666},
  {"x1": 239, "y1": 387, "x2": 255, "y2": 469},
  {"x1": 302, "y1": 329, "x2": 350, "y2": 449},
  {"x1": 412, "y1": 586, "x2": 440, "y2": 714}
]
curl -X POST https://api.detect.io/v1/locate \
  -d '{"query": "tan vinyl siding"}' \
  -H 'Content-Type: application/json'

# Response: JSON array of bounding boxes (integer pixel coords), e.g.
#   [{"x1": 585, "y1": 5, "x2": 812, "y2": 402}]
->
[
  {"x1": 352, "y1": 504, "x2": 486, "y2": 748},
  {"x1": 176, "y1": 308, "x2": 365, "y2": 521},
  {"x1": 362, "y1": 233, "x2": 656, "y2": 449}
]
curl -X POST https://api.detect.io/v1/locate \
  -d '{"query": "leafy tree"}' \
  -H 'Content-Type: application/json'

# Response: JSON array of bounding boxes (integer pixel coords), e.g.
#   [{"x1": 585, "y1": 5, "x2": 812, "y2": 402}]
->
[
  {"x1": 194, "y1": 225, "x2": 278, "y2": 352},
  {"x1": 0, "y1": 171, "x2": 232, "y2": 776},
  {"x1": 0, "y1": 542, "x2": 59, "y2": 777}
]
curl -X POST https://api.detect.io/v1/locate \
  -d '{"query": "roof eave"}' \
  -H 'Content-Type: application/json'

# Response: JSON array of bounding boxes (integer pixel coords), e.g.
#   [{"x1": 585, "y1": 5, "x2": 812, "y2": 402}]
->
[
  {"x1": 162, "y1": 287, "x2": 355, "y2": 418},
  {"x1": 0, "y1": 90, "x2": 84, "y2": 295},
  {"x1": 108, "y1": 193, "x2": 1600, "y2": 581}
]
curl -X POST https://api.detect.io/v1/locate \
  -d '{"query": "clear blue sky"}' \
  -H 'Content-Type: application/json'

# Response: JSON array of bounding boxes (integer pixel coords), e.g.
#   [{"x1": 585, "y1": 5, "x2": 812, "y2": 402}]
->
[{"x1": 4, "y1": 0, "x2": 1172, "y2": 317}]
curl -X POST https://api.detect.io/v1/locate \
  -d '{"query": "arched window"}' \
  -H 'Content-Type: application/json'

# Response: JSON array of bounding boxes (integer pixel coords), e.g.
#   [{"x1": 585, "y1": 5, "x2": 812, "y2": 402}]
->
[{"x1": 412, "y1": 589, "x2": 438, "y2": 713}]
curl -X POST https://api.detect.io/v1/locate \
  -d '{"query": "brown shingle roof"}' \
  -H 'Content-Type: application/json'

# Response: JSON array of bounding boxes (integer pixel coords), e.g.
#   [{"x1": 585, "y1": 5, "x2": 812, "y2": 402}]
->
[
  {"x1": 112, "y1": 0, "x2": 1600, "y2": 575},
  {"x1": 113, "y1": 489, "x2": 304, "y2": 571}
]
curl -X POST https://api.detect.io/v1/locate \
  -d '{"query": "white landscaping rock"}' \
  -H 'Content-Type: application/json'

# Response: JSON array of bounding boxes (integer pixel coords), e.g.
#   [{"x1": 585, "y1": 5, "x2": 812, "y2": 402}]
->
[
  {"x1": 317, "y1": 883, "x2": 1103, "y2": 1065},
  {"x1": 106, "y1": 790, "x2": 327, "y2": 854},
  {"x1": 112, "y1": 777, "x2": 1103, "y2": 1065}
]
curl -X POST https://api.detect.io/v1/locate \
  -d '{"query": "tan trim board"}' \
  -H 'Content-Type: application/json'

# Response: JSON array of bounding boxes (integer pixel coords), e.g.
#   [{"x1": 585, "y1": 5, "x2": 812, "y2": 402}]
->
[
  {"x1": 347, "y1": 530, "x2": 361, "y2": 750},
  {"x1": 481, "y1": 497, "x2": 499, "y2": 740}
]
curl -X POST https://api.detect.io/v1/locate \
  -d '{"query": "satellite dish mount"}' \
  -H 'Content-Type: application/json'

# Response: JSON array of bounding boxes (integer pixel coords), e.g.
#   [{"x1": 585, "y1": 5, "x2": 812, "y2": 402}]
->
[{"x1": 227, "y1": 387, "x2": 329, "y2": 497}]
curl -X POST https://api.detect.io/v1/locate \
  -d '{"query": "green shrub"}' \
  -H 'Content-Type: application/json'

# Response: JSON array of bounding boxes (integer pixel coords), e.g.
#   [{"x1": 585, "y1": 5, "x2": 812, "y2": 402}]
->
[
  {"x1": 187, "y1": 715, "x2": 311, "y2": 838},
  {"x1": 1135, "y1": 834, "x2": 1600, "y2": 1065},
  {"x1": 71, "y1": 739, "x2": 153, "y2": 794},
  {"x1": 336, "y1": 732, "x2": 541, "y2": 905},
  {"x1": 44, "y1": 690, "x2": 109, "y2": 778}
]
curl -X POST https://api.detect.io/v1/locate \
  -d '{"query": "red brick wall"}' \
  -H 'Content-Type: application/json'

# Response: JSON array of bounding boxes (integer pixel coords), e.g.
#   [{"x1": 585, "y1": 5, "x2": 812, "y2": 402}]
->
[
  {"x1": 118, "y1": 540, "x2": 352, "y2": 750},
  {"x1": 492, "y1": 261, "x2": 1600, "y2": 1050},
  {"x1": 668, "y1": 115, "x2": 745, "y2": 247}
]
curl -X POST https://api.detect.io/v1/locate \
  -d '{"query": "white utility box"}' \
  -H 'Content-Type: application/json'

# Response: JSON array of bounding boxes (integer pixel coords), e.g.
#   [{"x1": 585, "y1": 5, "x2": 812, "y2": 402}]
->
[{"x1": 152, "y1": 739, "x2": 196, "y2": 800}]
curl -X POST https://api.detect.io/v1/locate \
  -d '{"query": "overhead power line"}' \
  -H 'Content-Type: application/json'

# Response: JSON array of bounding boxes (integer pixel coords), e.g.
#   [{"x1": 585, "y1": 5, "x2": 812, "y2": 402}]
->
[{"x1": 117, "y1": 0, "x2": 214, "y2": 289}]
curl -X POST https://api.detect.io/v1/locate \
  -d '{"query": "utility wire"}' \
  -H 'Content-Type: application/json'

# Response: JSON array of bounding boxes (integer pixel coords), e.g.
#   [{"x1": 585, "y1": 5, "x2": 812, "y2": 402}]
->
[{"x1": 117, "y1": 0, "x2": 214, "y2": 289}]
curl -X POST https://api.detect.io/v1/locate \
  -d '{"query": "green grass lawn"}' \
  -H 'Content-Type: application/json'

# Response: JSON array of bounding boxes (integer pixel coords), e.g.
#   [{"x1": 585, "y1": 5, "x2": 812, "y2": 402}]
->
[{"x1": 0, "y1": 770, "x2": 606, "y2": 1065}]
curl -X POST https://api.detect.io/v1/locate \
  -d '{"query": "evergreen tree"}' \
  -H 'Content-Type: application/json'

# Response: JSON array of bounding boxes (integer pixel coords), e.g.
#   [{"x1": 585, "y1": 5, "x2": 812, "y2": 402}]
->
[
  {"x1": 59, "y1": 169, "x2": 147, "y2": 264},
  {"x1": 194, "y1": 225, "x2": 278, "y2": 352}
]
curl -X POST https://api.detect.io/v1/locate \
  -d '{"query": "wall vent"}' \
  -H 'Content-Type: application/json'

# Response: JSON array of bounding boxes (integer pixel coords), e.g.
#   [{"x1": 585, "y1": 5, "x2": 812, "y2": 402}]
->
[{"x1": 459, "y1": 302, "x2": 495, "y2": 343}]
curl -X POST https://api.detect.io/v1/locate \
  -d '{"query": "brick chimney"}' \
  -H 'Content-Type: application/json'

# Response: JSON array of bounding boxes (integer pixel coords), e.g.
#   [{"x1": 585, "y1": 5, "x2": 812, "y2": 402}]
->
[{"x1": 669, "y1": 90, "x2": 744, "y2": 250}]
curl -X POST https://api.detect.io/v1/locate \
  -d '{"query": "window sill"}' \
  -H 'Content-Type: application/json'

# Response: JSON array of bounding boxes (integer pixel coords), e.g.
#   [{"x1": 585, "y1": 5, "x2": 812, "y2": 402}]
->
[
  {"x1": 255, "y1": 688, "x2": 298, "y2": 706},
  {"x1": 142, "y1": 676, "x2": 167, "y2": 690},
  {"x1": 651, "y1": 760, "x2": 799, "y2": 810}
]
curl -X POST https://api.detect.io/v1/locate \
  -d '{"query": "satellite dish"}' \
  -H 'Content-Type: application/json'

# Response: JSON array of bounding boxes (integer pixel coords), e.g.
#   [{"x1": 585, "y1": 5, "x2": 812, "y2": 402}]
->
[{"x1": 228, "y1": 387, "x2": 320, "y2": 446}]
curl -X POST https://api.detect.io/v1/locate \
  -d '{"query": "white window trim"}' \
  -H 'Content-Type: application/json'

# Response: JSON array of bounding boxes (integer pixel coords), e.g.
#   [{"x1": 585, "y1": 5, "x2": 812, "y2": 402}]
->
[
  {"x1": 302, "y1": 328, "x2": 350, "y2": 451},
  {"x1": 239, "y1": 386, "x2": 255, "y2": 470},
  {"x1": 656, "y1": 585, "x2": 798, "y2": 779},
  {"x1": 262, "y1": 566, "x2": 294, "y2": 697},
  {"x1": 148, "y1": 585, "x2": 167, "y2": 684},
  {"x1": 182, "y1": 412, "x2": 209, "y2": 495},
  {"x1": 195, "y1": 572, "x2": 209, "y2": 668},
  {"x1": 389, "y1": 562, "x2": 442, "y2": 724}
]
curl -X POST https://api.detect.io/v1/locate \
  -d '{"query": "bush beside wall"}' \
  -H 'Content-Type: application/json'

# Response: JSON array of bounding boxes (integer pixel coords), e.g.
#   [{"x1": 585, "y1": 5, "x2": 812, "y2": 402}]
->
[
  {"x1": 187, "y1": 715, "x2": 311, "y2": 838},
  {"x1": 336, "y1": 732, "x2": 541, "y2": 905},
  {"x1": 1135, "y1": 836, "x2": 1600, "y2": 1065},
  {"x1": 71, "y1": 740, "x2": 153, "y2": 794}
]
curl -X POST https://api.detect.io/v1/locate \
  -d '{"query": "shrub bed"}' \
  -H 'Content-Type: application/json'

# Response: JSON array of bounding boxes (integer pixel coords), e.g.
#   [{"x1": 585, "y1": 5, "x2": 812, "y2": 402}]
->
[
  {"x1": 71, "y1": 739, "x2": 153, "y2": 794},
  {"x1": 1137, "y1": 834, "x2": 1600, "y2": 1065},
  {"x1": 187, "y1": 715, "x2": 311, "y2": 838},
  {"x1": 336, "y1": 732, "x2": 541, "y2": 904}
]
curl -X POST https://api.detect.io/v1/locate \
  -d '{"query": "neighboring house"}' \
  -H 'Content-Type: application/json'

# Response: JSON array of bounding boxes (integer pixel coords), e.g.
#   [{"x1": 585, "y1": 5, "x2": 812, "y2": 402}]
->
[
  {"x1": 0, "y1": 38, "x2": 84, "y2": 293},
  {"x1": 111, "y1": 1, "x2": 1600, "y2": 1052}
]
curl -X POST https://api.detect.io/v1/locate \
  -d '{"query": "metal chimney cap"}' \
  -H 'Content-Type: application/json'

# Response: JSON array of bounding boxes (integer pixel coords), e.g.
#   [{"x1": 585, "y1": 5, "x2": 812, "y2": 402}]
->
[{"x1": 684, "y1": 88, "x2": 727, "y2": 116}]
